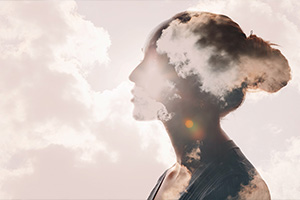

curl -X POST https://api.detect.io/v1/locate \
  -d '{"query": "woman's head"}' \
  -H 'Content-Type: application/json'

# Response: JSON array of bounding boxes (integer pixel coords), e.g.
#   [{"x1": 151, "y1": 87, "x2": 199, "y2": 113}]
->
[{"x1": 130, "y1": 11, "x2": 291, "y2": 121}]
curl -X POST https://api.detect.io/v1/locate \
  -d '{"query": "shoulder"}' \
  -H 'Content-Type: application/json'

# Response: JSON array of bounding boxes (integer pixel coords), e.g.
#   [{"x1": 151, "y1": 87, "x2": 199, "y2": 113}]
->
[
  {"x1": 231, "y1": 174, "x2": 271, "y2": 200},
  {"x1": 204, "y1": 173, "x2": 271, "y2": 200},
  {"x1": 147, "y1": 170, "x2": 167, "y2": 200}
]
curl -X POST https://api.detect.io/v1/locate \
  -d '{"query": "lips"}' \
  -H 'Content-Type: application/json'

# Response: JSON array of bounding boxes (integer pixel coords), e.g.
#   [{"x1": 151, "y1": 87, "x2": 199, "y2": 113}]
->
[
  {"x1": 131, "y1": 86, "x2": 146, "y2": 99},
  {"x1": 131, "y1": 96, "x2": 141, "y2": 103},
  {"x1": 131, "y1": 95, "x2": 147, "y2": 105},
  {"x1": 130, "y1": 85, "x2": 156, "y2": 105}
]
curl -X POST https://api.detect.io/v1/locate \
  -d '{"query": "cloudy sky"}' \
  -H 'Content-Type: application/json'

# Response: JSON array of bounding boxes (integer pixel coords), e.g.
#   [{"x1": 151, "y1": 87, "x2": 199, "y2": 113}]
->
[{"x1": 0, "y1": 0, "x2": 299, "y2": 199}]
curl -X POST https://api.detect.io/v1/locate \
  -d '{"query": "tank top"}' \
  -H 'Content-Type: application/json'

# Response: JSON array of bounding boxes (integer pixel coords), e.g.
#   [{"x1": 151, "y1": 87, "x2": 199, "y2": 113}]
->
[{"x1": 147, "y1": 140, "x2": 259, "y2": 200}]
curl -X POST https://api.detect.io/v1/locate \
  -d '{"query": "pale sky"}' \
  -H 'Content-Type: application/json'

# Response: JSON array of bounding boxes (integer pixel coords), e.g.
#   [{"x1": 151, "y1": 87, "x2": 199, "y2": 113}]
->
[{"x1": 0, "y1": 0, "x2": 299, "y2": 199}]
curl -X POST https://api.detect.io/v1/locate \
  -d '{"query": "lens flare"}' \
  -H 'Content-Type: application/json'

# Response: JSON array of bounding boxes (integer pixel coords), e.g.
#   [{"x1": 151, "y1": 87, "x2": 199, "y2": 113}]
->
[{"x1": 185, "y1": 120, "x2": 194, "y2": 128}]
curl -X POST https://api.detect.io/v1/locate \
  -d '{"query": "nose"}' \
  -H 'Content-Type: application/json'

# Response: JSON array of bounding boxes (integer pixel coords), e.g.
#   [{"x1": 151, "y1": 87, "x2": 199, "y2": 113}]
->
[
  {"x1": 129, "y1": 63, "x2": 142, "y2": 83},
  {"x1": 129, "y1": 68, "x2": 136, "y2": 82}
]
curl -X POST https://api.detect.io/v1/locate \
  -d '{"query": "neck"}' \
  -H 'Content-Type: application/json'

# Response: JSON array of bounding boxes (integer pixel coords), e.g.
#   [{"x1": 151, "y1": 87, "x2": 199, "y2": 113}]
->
[{"x1": 163, "y1": 114, "x2": 230, "y2": 171}]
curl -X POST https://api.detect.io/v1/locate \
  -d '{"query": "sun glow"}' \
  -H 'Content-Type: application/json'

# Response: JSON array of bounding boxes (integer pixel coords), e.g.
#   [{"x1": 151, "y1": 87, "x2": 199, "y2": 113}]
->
[{"x1": 185, "y1": 119, "x2": 194, "y2": 128}]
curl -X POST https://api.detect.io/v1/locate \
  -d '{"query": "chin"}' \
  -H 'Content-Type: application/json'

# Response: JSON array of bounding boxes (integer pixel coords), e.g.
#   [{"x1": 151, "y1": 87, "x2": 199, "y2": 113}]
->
[
  {"x1": 132, "y1": 101, "x2": 175, "y2": 122},
  {"x1": 132, "y1": 103, "x2": 159, "y2": 121}
]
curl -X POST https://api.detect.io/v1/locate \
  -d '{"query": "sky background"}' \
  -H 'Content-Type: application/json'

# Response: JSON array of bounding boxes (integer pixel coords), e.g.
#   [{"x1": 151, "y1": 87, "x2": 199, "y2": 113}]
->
[{"x1": 0, "y1": 0, "x2": 299, "y2": 199}]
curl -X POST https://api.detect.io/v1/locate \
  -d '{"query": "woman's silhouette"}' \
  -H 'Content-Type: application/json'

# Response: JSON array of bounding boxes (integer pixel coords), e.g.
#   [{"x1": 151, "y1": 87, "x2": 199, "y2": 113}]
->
[{"x1": 129, "y1": 11, "x2": 290, "y2": 200}]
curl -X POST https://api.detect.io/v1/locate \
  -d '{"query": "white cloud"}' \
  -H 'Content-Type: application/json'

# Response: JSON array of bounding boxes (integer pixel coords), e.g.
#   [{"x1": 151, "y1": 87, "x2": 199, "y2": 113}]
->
[
  {"x1": 0, "y1": 2, "x2": 174, "y2": 198},
  {"x1": 2, "y1": 0, "x2": 298, "y2": 199},
  {"x1": 263, "y1": 123, "x2": 283, "y2": 135},
  {"x1": 190, "y1": 0, "x2": 300, "y2": 92},
  {"x1": 258, "y1": 137, "x2": 300, "y2": 199},
  {"x1": 0, "y1": 0, "x2": 111, "y2": 161},
  {"x1": 156, "y1": 11, "x2": 290, "y2": 116}
]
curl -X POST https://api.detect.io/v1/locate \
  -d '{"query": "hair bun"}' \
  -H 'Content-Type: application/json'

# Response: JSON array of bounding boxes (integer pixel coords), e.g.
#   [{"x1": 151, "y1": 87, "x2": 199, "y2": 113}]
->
[{"x1": 242, "y1": 34, "x2": 291, "y2": 93}]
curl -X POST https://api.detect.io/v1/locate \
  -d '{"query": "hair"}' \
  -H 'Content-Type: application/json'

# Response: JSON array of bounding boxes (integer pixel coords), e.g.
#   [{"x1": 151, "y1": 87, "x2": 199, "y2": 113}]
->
[{"x1": 149, "y1": 11, "x2": 291, "y2": 116}]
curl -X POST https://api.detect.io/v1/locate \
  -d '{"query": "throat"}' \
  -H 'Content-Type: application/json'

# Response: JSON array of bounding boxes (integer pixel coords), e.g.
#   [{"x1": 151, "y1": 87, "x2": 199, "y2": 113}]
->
[
  {"x1": 179, "y1": 140, "x2": 203, "y2": 171},
  {"x1": 165, "y1": 122, "x2": 230, "y2": 171}
]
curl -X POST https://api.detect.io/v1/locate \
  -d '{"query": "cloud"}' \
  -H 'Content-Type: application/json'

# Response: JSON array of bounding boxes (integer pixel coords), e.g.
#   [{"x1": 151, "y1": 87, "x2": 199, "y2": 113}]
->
[
  {"x1": 1, "y1": 125, "x2": 170, "y2": 199},
  {"x1": 0, "y1": 1, "x2": 112, "y2": 196},
  {"x1": 0, "y1": 1, "x2": 175, "y2": 199},
  {"x1": 190, "y1": 0, "x2": 300, "y2": 92},
  {"x1": 1, "y1": 0, "x2": 298, "y2": 199},
  {"x1": 229, "y1": 172, "x2": 270, "y2": 200},
  {"x1": 187, "y1": 1, "x2": 300, "y2": 199},
  {"x1": 0, "y1": 79, "x2": 173, "y2": 199},
  {"x1": 258, "y1": 137, "x2": 300, "y2": 199},
  {"x1": 0, "y1": 0, "x2": 109, "y2": 156},
  {"x1": 156, "y1": 11, "x2": 291, "y2": 110},
  {"x1": 131, "y1": 85, "x2": 175, "y2": 121}
]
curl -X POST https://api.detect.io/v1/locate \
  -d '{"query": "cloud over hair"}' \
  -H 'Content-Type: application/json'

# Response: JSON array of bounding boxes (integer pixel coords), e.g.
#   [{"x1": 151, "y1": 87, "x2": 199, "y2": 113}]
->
[{"x1": 156, "y1": 11, "x2": 291, "y2": 114}]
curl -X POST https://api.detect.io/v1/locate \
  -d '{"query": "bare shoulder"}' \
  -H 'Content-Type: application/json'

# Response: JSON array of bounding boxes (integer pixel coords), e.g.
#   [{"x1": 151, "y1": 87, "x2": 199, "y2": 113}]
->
[{"x1": 231, "y1": 174, "x2": 271, "y2": 200}]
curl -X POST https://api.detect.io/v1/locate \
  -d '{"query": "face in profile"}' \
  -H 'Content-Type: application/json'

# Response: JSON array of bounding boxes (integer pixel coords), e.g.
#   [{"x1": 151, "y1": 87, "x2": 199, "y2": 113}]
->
[{"x1": 129, "y1": 44, "x2": 181, "y2": 121}]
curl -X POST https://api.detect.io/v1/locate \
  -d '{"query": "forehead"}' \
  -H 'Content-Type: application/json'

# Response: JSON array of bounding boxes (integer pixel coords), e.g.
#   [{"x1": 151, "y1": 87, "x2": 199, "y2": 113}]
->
[
  {"x1": 143, "y1": 11, "x2": 199, "y2": 54},
  {"x1": 143, "y1": 19, "x2": 173, "y2": 54}
]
